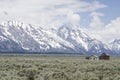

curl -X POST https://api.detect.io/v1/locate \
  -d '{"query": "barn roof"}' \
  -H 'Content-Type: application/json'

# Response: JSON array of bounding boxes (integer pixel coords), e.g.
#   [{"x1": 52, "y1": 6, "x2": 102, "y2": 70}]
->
[{"x1": 101, "y1": 53, "x2": 109, "y2": 56}]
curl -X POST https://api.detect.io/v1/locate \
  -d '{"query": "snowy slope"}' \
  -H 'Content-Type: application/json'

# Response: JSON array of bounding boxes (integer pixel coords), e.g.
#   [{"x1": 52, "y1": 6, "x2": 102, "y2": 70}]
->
[
  {"x1": 57, "y1": 24, "x2": 109, "y2": 54},
  {"x1": 57, "y1": 24, "x2": 89, "y2": 53},
  {"x1": 88, "y1": 39, "x2": 109, "y2": 54},
  {"x1": 110, "y1": 39, "x2": 120, "y2": 54},
  {"x1": 0, "y1": 21, "x2": 119, "y2": 54},
  {"x1": 0, "y1": 35, "x2": 24, "y2": 52},
  {"x1": 0, "y1": 21, "x2": 75, "y2": 53}
]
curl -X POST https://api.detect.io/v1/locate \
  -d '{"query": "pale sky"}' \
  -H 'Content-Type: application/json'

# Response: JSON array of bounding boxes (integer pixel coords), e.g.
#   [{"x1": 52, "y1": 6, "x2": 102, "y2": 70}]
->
[{"x1": 0, "y1": 0, "x2": 120, "y2": 43}]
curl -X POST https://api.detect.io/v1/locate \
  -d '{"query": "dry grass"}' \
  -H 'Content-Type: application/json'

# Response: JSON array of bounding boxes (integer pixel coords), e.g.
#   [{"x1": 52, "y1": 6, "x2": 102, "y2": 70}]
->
[{"x1": 0, "y1": 54, "x2": 120, "y2": 80}]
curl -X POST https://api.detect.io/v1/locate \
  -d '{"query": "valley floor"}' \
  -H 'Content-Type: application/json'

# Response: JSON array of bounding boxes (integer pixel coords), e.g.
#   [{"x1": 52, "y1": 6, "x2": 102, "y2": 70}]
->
[{"x1": 0, "y1": 54, "x2": 120, "y2": 80}]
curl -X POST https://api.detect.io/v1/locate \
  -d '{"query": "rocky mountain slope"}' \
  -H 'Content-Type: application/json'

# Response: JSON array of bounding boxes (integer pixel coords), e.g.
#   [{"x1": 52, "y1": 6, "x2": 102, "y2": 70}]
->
[
  {"x1": 109, "y1": 39, "x2": 120, "y2": 54},
  {"x1": 0, "y1": 21, "x2": 119, "y2": 54}
]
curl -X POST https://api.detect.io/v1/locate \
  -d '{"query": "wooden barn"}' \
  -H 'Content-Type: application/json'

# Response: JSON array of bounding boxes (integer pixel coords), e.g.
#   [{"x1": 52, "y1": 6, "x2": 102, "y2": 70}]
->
[{"x1": 99, "y1": 53, "x2": 110, "y2": 60}]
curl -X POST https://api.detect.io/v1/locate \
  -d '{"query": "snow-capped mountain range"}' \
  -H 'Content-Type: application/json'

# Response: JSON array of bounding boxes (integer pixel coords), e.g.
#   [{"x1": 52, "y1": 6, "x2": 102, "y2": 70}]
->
[{"x1": 0, "y1": 21, "x2": 119, "y2": 54}]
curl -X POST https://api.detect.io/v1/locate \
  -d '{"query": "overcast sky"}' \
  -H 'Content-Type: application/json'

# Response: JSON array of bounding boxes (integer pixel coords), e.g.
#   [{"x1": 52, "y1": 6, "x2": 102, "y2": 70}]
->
[{"x1": 0, "y1": 0, "x2": 120, "y2": 43}]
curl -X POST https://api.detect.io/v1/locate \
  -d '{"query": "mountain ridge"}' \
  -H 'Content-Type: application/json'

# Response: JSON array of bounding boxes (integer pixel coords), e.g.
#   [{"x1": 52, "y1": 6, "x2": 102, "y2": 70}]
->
[{"x1": 0, "y1": 21, "x2": 119, "y2": 54}]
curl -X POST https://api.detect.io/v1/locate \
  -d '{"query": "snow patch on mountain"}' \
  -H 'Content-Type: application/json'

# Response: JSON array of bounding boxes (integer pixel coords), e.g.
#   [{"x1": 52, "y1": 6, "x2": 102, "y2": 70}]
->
[
  {"x1": 110, "y1": 39, "x2": 120, "y2": 54},
  {"x1": 0, "y1": 21, "x2": 119, "y2": 54},
  {"x1": 0, "y1": 21, "x2": 76, "y2": 53}
]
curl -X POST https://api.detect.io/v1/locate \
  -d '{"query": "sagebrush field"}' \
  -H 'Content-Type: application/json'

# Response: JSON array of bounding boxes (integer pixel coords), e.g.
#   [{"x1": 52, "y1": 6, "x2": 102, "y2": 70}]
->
[{"x1": 0, "y1": 54, "x2": 120, "y2": 80}]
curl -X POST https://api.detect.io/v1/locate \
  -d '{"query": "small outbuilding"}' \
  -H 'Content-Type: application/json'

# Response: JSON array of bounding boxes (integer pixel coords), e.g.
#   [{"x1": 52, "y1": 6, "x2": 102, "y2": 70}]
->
[
  {"x1": 86, "y1": 55, "x2": 99, "y2": 60},
  {"x1": 99, "y1": 53, "x2": 110, "y2": 60}
]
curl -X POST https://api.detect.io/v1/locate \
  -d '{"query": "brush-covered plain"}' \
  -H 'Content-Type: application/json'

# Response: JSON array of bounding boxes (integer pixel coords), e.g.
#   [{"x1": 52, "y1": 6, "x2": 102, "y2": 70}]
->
[{"x1": 0, "y1": 54, "x2": 120, "y2": 80}]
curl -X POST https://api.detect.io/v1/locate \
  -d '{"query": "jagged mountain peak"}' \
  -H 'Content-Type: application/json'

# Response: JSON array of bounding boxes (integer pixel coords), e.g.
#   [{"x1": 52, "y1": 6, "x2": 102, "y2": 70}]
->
[
  {"x1": 109, "y1": 39, "x2": 120, "y2": 54},
  {"x1": 1, "y1": 20, "x2": 23, "y2": 27},
  {"x1": 56, "y1": 24, "x2": 109, "y2": 54},
  {"x1": 0, "y1": 21, "x2": 33, "y2": 30},
  {"x1": 58, "y1": 24, "x2": 90, "y2": 40},
  {"x1": 0, "y1": 21, "x2": 76, "y2": 53},
  {"x1": 0, "y1": 20, "x2": 119, "y2": 54}
]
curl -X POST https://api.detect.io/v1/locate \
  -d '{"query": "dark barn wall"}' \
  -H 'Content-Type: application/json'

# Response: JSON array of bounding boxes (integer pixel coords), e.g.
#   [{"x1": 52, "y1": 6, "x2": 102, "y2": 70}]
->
[{"x1": 99, "y1": 53, "x2": 110, "y2": 60}]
